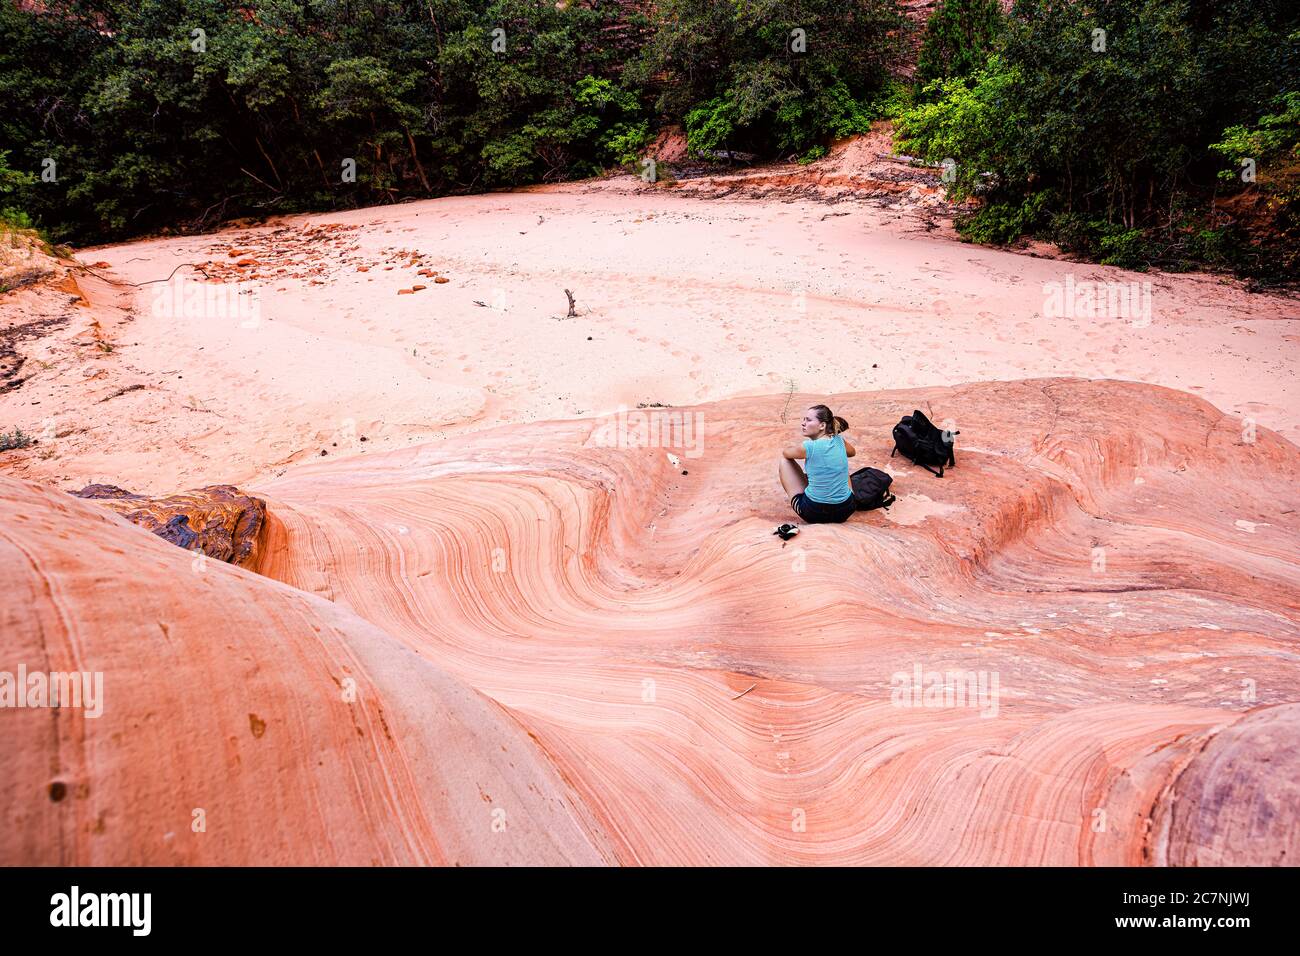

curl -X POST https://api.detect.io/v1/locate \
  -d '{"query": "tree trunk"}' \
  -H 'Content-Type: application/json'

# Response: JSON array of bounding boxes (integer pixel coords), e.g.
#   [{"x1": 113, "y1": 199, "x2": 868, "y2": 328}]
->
[{"x1": 405, "y1": 127, "x2": 433, "y2": 193}]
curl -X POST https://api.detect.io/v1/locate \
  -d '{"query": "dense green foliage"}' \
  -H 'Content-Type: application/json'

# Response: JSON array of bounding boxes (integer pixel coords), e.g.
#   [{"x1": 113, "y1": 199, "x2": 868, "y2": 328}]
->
[
  {"x1": 1, "y1": 0, "x2": 903, "y2": 243},
  {"x1": 897, "y1": 0, "x2": 1300, "y2": 281},
  {"x1": 2, "y1": 0, "x2": 1295, "y2": 282},
  {"x1": 1211, "y1": 91, "x2": 1300, "y2": 180},
  {"x1": 0, "y1": 148, "x2": 36, "y2": 229},
  {"x1": 1, "y1": 0, "x2": 656, "y2": 241},
  {"x1": 631, "y1": 0, "x2": 903, "y2": 157},
  {"x1": 915, "y1": 0, "x2": 1002, "y2": 86}
]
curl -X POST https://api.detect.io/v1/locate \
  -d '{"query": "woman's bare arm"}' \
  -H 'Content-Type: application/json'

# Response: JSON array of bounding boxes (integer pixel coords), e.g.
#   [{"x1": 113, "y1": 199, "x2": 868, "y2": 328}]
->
[
  {"x1": 844, "y1": 439, "x2": 856, "y2": 457},
  {"x1": 782, "y1": 442, "x2": 807, "y2": 460}
]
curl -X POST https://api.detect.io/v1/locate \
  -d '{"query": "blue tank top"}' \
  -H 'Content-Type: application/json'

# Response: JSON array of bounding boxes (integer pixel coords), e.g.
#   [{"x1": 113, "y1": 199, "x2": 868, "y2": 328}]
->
[{"x1": 803, "y1": 435, "x2": 851, "y2": 504}]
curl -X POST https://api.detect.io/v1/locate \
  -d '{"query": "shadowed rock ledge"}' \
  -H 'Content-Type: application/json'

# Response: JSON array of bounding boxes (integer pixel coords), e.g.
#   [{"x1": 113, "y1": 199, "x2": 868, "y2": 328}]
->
[{"x1": 70, "y1": 483, "x2": 266, "y2": 568}]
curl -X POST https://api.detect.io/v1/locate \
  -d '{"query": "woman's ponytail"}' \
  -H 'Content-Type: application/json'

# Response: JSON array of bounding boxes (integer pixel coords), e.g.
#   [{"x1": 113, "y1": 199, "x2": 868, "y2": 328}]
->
[{"x1": 809, "y1": 405, "x2": 850, "y2": 436}]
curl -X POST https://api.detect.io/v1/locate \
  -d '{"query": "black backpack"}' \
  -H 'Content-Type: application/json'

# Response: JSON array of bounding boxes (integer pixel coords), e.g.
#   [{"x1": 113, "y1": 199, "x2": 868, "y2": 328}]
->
[
  {"x1": 850, "y1": 466, "x2": 896, "y2": 510},
  {"x1": 891, "y1": 409, "x2": 957, "y2": 477}
]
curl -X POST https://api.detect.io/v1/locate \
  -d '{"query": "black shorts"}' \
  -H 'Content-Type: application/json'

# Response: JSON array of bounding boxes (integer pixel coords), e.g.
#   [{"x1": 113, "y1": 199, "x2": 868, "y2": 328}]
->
[{"x1": 790, "y1": 492, "x2": 856, "y2": 524}]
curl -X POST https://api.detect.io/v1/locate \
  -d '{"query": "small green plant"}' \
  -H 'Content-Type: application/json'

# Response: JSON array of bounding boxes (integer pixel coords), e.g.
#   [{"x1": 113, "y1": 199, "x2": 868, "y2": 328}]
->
[
  {"x1": 0, "y1": 428, "x2": 35, "y2": 451},
  {"x1": 877, "y1": 79, "x2": 916, "y2": 121},
  {"x1": 600, "y1": 121, "x2": 652, "y2": 169},
  {"x1": 0, "y1": 149, "x2": 36, "y2": 232},
  {"x1": 0, "y1": 206, "x2": 33, "y2": 231},
  {"x1": 1210, "y1": 92, "x2": 1300, "y2": 180},
  {"x1": 684, "y1": 96, "x2": 738, "y2": 157},
  {"x1": 1183, "y1": 227, "x2": 1239, "y2": 267},
  {"x1": 955, "y1": 191, "x2": 1051, "y2": 245},
  {"x1": 1097, "y1": 228, "x2": 1150, "y2": 270}
]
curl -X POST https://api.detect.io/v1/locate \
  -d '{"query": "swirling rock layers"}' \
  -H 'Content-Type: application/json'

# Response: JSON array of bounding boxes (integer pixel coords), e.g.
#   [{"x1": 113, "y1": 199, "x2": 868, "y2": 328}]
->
[
  {"x1": 0, "y1": 479, "x2": 614, "y2": 865},
  {"x1": 3, "y1": 378, "x2": 1297, "y2": 865},
  {"x1": 251, "y1": 378, "x2": 1299, "y2": 865}
]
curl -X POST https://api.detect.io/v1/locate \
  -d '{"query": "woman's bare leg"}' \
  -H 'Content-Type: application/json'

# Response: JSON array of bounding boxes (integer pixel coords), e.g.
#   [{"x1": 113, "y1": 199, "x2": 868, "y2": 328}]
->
[{"x1": 779, "y1": 458, "x2": 808, "y2": 498}]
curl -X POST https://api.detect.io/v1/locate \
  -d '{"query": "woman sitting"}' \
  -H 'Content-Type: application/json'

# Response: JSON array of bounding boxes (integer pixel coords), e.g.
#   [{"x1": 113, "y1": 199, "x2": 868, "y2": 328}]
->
[{"x1": 778, "y1": 404, "x2": 856, "y2": 523}]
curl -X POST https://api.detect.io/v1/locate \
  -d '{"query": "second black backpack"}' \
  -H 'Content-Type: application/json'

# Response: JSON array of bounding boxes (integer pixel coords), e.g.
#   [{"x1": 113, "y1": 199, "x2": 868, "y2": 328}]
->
[
  {"x1": 891, "y1": 409, "x2": 957, "y2": 477},
  {"x1": 850, "y1": 466, "x2": 896, "y2": 511}
]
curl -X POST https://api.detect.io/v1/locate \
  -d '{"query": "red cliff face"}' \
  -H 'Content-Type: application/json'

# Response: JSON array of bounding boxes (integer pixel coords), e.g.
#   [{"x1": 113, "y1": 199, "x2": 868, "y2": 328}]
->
[{"x1": 3, "y1": 378, "x2": 1296, "y2": 864}]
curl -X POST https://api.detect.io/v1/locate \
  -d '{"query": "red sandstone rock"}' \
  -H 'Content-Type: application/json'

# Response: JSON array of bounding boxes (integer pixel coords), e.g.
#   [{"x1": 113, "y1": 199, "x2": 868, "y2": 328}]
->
[
  {"x1": 1152, "y1": 703, "x2": 1300, "y2": 866},
  {"x1": 4, "y1": 379, "x2": 1297, "y2": 865},
  {"x1": 253, "y1": 379, "x2": 1300, "y2": 864},
  {"x1": 0, "y1": 478, "x2": 613, "y2": 865}
]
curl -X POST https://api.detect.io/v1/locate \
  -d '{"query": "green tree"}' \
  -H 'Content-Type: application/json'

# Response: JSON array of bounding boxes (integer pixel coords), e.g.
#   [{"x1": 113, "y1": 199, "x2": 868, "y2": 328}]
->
[
  {"x1": 896, "y1": 0, "x2": 1300, "y2": 277},
  {"x1": 915, "y1": 0, "x2": 1004, "y2": 85},
  {"x1": 635, "y1": 0, "x2": 904, "y2": 158}
]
